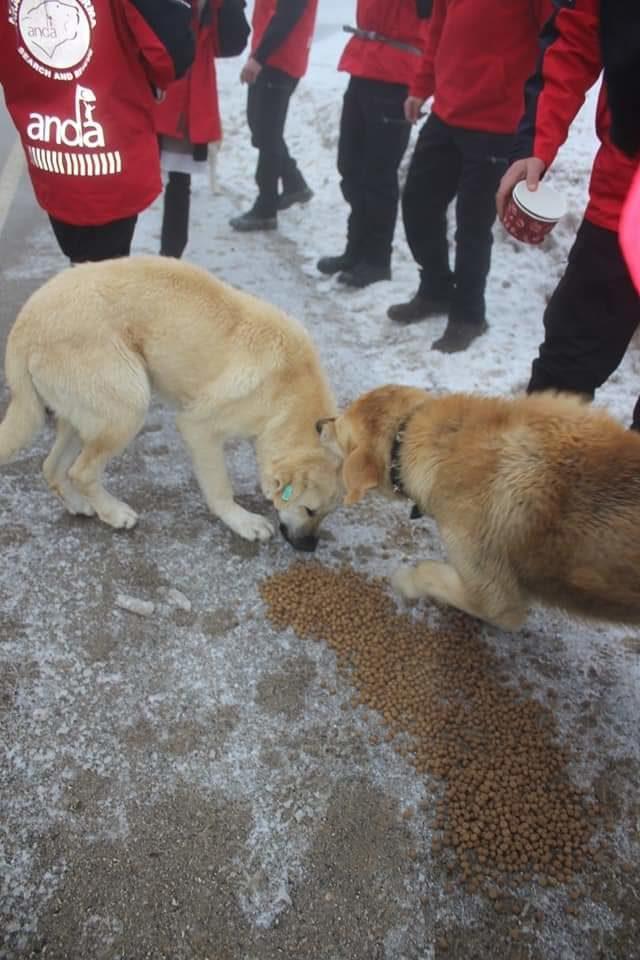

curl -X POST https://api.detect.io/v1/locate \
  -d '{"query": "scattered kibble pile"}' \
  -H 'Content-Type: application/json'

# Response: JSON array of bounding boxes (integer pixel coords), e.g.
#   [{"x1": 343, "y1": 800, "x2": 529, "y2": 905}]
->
[{"x1": 260, "y1": 562, "x2": 599, "y2": 889}]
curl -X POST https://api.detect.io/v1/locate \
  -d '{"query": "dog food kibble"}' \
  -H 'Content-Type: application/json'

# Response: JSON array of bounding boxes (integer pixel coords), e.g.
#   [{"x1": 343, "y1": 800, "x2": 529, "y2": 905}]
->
[{"x1": 260, "y1": 563, "x2": 598, "y2": 890}]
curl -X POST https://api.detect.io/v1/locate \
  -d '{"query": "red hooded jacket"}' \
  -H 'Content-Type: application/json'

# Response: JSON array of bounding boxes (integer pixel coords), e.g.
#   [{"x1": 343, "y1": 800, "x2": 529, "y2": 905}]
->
[
  {"x1": 338, "y1": 0, "x2": 424, "y2": 88},
  {"x1": 410, "y1": 0, "x2": 552, "y2": 134},
  {"x1": 621, "y1": 166, "x2": 640, "y2": 292},
  {"x1": 155, "y1": 0, "x2": 222, "y2": 145},
  {"x1": 514, "y1": 0, "x2": 639, "y2": 233},
  {"x1": 0, "y1": 0, "x2": 194, "y2": 226},
  {"x1": 251, "y1": 0, "x2": 318, "y2": 79}
]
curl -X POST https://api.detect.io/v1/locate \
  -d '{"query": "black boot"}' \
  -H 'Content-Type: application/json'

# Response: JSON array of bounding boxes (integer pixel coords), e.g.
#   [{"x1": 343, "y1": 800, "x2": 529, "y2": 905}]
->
[
  {"x1": 317, "y1": 252, "x2": 358, "y2": 275},
  {"x1": 337, "y1": 262, "x2": 391, "y2": 288},
  {"x1": 387, "y1": 291, "x2": 451, "y2": 323},
  {"x1": 229, "y1": 204, "x2": 277, "y2": 232},
  {"x1": 278, "y1": 178, "x2": 313, "y2": 210},
  {"x1": 432, "y1": 319, "x2": 488, "y2": 353}
]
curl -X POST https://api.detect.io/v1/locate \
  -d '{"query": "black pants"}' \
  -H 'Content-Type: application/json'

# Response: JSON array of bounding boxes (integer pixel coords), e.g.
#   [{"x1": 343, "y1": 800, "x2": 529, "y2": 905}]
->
[
  {"x1": 49, "y1": 214, "x2": 137, "y2": 263},
  {"x1": 401, "y1": 114, "x2": 512, "y2": 324},
  {"x1": 337, "y1": 76, "x2": 411, "y2": 269},
  {"x1": 247, "y1": 65, "x2": 303, "y2": 217},
  {"x1": 160, "y1": 171, "x2": 191, "y2": 258},
  {"x1": 528, "y1": 219, "x2": 640, "y2": 423}
]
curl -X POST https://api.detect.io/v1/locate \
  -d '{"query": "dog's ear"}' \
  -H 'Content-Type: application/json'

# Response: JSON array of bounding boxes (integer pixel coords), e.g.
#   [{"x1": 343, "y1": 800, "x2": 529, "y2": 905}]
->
[
  {"x1": 316, "y1": 416, "x2": 342, "y2": 455},
  {"x1": 342, "y1": 447, "x2": 379, "y2": 505},
  {"x1": 316, "y1": 417, "x2": 336, "y2": 441}
]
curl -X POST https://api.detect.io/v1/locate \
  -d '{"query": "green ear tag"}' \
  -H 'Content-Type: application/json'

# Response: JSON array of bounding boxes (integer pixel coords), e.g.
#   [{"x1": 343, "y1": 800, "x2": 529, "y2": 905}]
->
[{"x1": 281, "y1": 484, "x2": 293, "y2": 503}]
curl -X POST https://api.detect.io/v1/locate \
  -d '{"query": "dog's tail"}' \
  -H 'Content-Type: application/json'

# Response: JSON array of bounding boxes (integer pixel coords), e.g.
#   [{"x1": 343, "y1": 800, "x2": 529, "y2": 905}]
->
[{"x1": 0, "y1": 339, "x2": 45, "y2": 465}]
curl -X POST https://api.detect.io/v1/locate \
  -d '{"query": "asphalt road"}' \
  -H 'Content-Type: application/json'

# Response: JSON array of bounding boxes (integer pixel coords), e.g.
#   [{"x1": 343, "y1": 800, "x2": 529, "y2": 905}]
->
[{"x1": 0, "y1": 97, "x2": 55, "y2": 359}]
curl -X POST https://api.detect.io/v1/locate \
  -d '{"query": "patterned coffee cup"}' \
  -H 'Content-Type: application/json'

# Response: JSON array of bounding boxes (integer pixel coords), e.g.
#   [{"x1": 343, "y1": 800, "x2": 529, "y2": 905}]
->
[{"x1": 503, "y1": 181, "x2": 567, "y2": 245}]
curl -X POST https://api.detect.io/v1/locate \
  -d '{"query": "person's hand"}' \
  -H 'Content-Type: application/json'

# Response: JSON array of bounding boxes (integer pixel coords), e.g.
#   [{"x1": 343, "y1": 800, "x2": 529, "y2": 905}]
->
[
  {"x1": 496, "y1": 157, "x2": 546, "y2": 220},
  {"x1": 240, "y1": 57, "x2": 262, "y2": 85},
  {"x1": 404, "y1": 96, "x2": 425, "y2": 124}
]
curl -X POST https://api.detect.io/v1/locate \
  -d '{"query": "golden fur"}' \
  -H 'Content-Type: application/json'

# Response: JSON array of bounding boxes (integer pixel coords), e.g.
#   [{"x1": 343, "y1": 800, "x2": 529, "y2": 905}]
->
[
  {"x1": 319, "y1": 384, "x2": 640, "y2": 629},
  {"x1": 0, "y1": 256, "x2": 341, "y2": 549}
]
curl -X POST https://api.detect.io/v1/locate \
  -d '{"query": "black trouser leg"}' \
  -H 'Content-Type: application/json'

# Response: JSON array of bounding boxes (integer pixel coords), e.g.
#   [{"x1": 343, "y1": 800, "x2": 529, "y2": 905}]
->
[
  {"x1": 337, "y1": 77, "x2": 409, "y2": 267},
  {"x1": 450, "y1": 128, "x2": 512, "y2": 324},
  {"x1": 247, "y1": 65, "x2": 298, "y2": 217},
  {"x1": 401, "y1": 114, "x2": 460, "y2": 299},
  {"x1": 337, "y1": 77, "x2": 367, "y2": 261},
  {"x1": 49, "y1": 215, "x2": 137, "y2": 263},
  {"x1": 361, "y1": 79, "x2": 411, "y2": 268},
  {"x1": 280, "y1": 144, "x2": 307, "y2": 194},
  {"x1": 160, "y1": 171, "x2": 191, "y2": 258},
  {"x1": 528, "y1": 219, "x2": 640, "y2": 397}
]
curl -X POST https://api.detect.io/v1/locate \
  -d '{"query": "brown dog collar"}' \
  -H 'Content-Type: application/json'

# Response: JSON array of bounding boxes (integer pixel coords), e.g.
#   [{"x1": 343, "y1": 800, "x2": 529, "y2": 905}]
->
[{"x1": 390, "y1": 418, "x2": 422, "y2": 519}]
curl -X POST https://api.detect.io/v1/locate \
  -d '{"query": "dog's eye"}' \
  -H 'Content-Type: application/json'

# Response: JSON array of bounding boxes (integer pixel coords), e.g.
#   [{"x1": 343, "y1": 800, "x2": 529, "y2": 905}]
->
[{"x1": 304, "y1": 507, "x2": 316, "y2": 517}]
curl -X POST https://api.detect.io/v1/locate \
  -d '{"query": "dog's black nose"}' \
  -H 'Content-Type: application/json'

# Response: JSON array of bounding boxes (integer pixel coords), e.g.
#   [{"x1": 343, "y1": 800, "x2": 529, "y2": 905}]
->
[{"x1": 279, "y1": 523, "x2": 319, "y2": 552}]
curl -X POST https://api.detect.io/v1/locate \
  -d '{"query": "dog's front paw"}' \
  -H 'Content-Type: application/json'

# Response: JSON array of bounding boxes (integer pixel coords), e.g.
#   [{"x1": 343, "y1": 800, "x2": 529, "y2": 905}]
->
[
  {"x1": 231, "y1": 510, "x2": 274, "y2": 543},
  {"x1": 391, "y1": 564, "x2": 421, "y2": 601},
  {"x1": 100, "y1": 502, "x2": 139, "y2": 530}
]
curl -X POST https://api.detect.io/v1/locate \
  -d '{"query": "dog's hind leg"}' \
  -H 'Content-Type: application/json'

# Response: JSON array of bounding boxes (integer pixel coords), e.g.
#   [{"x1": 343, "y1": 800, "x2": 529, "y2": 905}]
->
[
  {"x1": 391, "y1": 560, "x2": 526, "y2": 631},
  {"x1": 43, "y1": 418, "x2": 95, "y2": 516},
  {"x1": 65, "y1": 389, "x2": 148, "y2": 529},
  {"x1": 176, "y1": 415, "x2": 274, "y2": 542}
]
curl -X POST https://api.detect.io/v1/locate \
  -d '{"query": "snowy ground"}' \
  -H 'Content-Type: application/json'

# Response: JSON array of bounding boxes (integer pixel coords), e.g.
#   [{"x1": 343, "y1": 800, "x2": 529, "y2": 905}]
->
[{"x1": 1, "y1": 6, "x2": 639, "y2": 959}]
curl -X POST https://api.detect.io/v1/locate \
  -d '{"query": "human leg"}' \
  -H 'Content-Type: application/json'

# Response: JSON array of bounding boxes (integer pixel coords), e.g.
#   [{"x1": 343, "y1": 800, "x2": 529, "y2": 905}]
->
[
  {"x1": 337, "y1": 78, "x2": 411, "y2": 288},
  {"x1": 388, "y1": 115, "x2": 460, "y2": 321},
  {"x1": 528, "y1": 219, "x2": 640, "y2": 396},
  {"x1": 160, "y1": 171, "x2": 191, "y2": 258},
  {"x1": 231, "y1": 66, "x2": 298, "y2": 230},
  {"x1": 432, "y1": 128, "x2": 511, "y2": 353}
]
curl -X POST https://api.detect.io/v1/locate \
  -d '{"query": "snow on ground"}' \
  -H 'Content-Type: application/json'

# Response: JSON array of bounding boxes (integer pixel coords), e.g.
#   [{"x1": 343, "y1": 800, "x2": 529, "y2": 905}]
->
[{"x1": 1, "y1": 9, "x2": 639, "y2": 960}]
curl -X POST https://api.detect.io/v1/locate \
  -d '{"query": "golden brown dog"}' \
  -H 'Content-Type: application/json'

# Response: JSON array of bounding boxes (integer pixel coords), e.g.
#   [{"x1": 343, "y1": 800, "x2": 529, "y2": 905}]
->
[{"x1": 319, "y1": 384, "x2": 640, "y2": 630}]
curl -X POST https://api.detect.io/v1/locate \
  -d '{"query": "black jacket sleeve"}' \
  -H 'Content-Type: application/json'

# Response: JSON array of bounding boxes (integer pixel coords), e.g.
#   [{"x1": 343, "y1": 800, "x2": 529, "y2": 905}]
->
[
  {"x1": 253, "y1": 0, "x2": 307, "y2": 65},
  {"x1": 416, "y1": 0, "x2": 433, "y2": 16},
  {"x1": 600, "y1": 0, "x2": 640, "y2": 156}
]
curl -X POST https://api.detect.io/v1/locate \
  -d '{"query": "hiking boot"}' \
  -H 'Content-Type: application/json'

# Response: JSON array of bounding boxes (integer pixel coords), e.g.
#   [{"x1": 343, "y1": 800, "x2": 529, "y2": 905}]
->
[
  {"x1": 277, "y1": 185, "x2": 314, "y2": 211},
  {"x1": 229, "y1": 210, "x2": 277, "y2": 232},
  {"x1": 432, "y1": 319, "x2": 488, "y2": 354},
  {"x1": 387, "y1": 292, "x2": 450, "y2": 323},
  {"x1": 337, "y1": 262, "x2": 391, "y2": 288},
  {"x1": 317, "y1": 253, "x2": 358, "y2": 276}
]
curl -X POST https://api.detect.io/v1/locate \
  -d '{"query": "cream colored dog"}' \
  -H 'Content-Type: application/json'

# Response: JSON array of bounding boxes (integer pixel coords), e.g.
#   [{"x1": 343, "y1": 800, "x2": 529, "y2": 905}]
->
[
  {"x1": 0, "y1": 256, "x2": 341, "y2": 550},
  {"x1": 319, "y1": 384, "x2": 640, "y2": 629}
]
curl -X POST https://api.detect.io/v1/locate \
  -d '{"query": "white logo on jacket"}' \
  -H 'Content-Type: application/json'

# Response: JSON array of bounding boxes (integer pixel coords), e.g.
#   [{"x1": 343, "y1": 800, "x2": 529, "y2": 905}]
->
[
  {"x1": 27, "y1": 84, "x2": 105, "y2": 148},
  {"x1": 14, "y1": 0, "x2": 95, "y2": 77}
]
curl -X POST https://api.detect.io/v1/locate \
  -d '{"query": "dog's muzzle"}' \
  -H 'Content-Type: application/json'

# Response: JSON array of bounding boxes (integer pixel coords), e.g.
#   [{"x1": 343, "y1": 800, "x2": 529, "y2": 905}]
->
[{"x1": 279, "y1": 522, "x2": 319, "y2": 552}]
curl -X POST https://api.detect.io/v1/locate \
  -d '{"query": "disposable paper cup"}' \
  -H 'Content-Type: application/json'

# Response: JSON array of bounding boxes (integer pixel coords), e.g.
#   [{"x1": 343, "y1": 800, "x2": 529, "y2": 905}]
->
[{"x1": 503, "y1": 180, "x2": 567, "y2": 245}]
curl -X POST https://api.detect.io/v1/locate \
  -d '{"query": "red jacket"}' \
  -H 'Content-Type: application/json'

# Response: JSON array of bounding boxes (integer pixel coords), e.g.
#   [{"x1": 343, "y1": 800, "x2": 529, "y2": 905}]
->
[
  {"x1": 514, "y1": 0, "x2": 639, "y2": 233},
  {"x1": 155, "y1": 0, "x2": 222, "y2": 145},
  {"x1": 621, "y1": 166, "x2": 640, "y2": 292},
  {"x1": 0, "y1": 0, "x2": 194, "y2": 226},
  {"x1": 251, "y1": 0, "x2": 318, "y2": 79},
  {"x1": 410, "y1": 0, "x2": 552, "y2": 134},
  {"x1": 338, "y1": 0, "x2": 424, "y2": 88}
]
